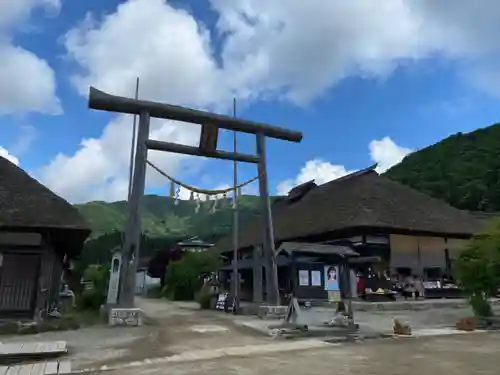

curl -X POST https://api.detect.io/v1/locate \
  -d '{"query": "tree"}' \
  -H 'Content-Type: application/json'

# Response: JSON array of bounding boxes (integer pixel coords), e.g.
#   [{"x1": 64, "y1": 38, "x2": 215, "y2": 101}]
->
[
  {"x1": 163, "y1": 251, "x2": 221, "y2": 301},
  {"x1": 147, "y1": 244, "x2": 185, "y2": 286},
  {"x1": 455, "y1": 218, "x2": 500, "y2": 317},
  {"x1": 78, "y1": 264, "x2": 110, "y2": 311}
]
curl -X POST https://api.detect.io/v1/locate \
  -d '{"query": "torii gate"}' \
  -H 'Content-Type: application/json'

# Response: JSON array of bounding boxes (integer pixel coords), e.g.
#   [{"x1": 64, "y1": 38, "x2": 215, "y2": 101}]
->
[{"x1": 88, "y1": 87, "x2": 303, "y2": 308}]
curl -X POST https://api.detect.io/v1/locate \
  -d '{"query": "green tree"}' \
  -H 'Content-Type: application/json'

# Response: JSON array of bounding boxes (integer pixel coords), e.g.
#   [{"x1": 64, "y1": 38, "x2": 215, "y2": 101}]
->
[
  {"x1": 385, "y1": 123, "x2": 500, "y2": 212},
  {"x1": 163, "y1": 251, "x2": 221, "y2": 301},
  {"x1": 455, "y1": 218, "x2": 500, "y2": 317},
  {"x1": 78, "y1": 264, "x2": 110, "y2": 311}
]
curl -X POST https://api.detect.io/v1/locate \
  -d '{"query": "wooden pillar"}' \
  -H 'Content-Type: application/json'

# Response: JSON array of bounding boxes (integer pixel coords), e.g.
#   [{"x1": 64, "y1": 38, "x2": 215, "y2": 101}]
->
[
  {"x1": 120, "y1": 110, "x2": 151, "y2": 308},
  {"x1": 256, "y1": 133, "x2": 279, "y2": 305},
  {"x1": 35, "y1": 250, "x2": 55, "y2": 321},
  {"x1": 252, "y1": 246, "x2": 263, "y2": 303}
]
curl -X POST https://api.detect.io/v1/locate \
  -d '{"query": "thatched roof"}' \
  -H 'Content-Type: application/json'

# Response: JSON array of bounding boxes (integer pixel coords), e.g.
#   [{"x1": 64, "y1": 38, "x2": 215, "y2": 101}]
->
[
  {"x1": 0, "y1": 156, "x2": 90, "y2": 233},
  {"x1": 214, "y1": 167, "x2": 481, "y2": 253}
]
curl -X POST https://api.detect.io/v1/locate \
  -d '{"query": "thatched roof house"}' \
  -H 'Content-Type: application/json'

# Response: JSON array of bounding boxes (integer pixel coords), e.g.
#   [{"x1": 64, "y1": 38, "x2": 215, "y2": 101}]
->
[
  {"x1": 214, "y1": 166, "x2": 480, "y2": 253},
  {"x1": 0, "y1": 157, "x2": 91, "y2": 319},
  {"x1": 0, "y1": 157, "x2": 89, "y2": 237}
]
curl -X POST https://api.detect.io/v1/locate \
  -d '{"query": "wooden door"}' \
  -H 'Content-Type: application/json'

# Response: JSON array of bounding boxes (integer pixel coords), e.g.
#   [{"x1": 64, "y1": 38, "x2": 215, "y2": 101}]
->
[{"x1": 0, "y1": 252, "x2": 40, "y2": 318}]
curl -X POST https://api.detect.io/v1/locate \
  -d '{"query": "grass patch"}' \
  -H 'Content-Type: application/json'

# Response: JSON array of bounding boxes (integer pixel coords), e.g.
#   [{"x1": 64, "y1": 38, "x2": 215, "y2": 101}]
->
[{"x1": 0, "y1": 309, "x2": 104, "y2": 336}]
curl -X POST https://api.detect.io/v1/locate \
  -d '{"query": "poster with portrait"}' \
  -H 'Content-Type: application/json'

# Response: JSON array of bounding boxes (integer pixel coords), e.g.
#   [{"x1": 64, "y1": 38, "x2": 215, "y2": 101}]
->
[{"x1": 324, "y1": 265, "x2": 340, "y2": 291}]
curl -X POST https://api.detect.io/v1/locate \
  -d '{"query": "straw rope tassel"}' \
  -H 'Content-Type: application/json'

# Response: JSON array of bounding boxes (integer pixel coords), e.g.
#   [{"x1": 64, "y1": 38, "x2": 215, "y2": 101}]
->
[
  {"x1": 169, "y1": 180, "x2": 175, "y2": 198},
  {"x1": 174, "y1": 186, "x2": 181, "y2": 205},
  {"x1": 195, "y1": 193, "x2": 201, "y2": 213},
  {"x1": 210, "y1": 195, "x2": 218, "y2": 213}
]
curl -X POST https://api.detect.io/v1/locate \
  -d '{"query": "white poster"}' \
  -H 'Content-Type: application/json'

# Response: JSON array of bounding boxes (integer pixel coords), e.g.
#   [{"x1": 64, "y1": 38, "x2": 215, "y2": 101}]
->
[
  {"x1": 299, "y1": 270, "x2": 310, "y2": 286},
  {"x1": 311, "y1": 270, "x2": 322, "y2": 286}
]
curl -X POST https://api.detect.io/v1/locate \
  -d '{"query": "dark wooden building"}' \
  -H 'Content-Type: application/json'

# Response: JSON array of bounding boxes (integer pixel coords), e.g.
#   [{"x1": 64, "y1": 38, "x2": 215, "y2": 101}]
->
[
  {"x1": 213, "y1": 166, "x2": 482, "y2": 302},
  {"x1": 0, "y1": 157, "x2": 91, "y2": 320}
]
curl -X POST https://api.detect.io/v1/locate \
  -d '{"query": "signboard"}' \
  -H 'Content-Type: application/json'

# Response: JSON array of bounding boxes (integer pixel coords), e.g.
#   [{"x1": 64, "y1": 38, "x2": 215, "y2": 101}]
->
[
  {"x1": 311, "y1": 270, "x2": 322, "y2": 286},
  {"x1": 215, "y1": 293, "x2": 233, "y2": 312},
  {"x1": 107, "y1": 252, "x2": 122, "y2": 305},
  {"x1": 324, "y1": 265, "x2": 339, "y2": 291},
  {"x1": 298, "y1": 270, "x2": 310, "y2": 286}
]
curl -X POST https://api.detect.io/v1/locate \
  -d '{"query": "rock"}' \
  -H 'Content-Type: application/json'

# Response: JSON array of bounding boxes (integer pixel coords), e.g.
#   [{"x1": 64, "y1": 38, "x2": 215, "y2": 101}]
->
[
  {"x1": 456, "y1": 317, "x2": 475, "y2": 331},
  {"x1": 393, "y1": 318, "x2": 412, "y2": 335},
  {"x1": 18, "y1": 322, "x2": 40, "y2": 335}
]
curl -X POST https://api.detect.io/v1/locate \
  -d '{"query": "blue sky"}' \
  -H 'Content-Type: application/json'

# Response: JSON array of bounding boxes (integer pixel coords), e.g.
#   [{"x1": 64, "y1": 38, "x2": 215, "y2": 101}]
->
[{"x1": 2, "y1": 0, "x2": 500, "y2": 203}]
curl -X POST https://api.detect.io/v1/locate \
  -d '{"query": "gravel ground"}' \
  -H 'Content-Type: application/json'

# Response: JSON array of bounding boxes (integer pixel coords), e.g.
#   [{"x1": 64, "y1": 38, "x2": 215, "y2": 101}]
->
[
  {"x1": 105, "y1": 332, "x2": 500, "y2": 375},
  {"x1": 3, "y1": 298, "x2": 499, "y2": 372}
]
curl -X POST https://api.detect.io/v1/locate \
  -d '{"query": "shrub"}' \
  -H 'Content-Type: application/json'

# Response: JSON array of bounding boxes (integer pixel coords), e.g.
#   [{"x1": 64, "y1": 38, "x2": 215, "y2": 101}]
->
[
  {"x1": 145, "y1": 284, "x2": 163, "y2": 299},
  {"x1": 77, "y1": 289, "x2": 105, "y2": 311},
  {"x1": 164, "y1": 251, "x2": 221, "y2": 301},
  {"x1": 77, "y1": 264, "x2": 110, "y2": 311},
  {"x1": 455, "y1": 218, "x2": 500, "y2": 317},
  {"x1": 196, "y1": 284, "x2": 214, "y2": 309}
]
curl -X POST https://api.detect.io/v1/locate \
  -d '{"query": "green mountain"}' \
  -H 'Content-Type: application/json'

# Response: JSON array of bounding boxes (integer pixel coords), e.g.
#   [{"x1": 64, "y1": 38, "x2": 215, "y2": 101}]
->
[
  {"x1": 77, "y1": 123, "x2": 500, "y2": 269},
  {"x1": 385, "y1": 123, "x2": 500, "y2": 212},
  {"x1": 75, "y1": 194, "x2": 263, "y2": 242},
  {"x1": 75, "y1": 194, "x2": 265, "y2": 270}
]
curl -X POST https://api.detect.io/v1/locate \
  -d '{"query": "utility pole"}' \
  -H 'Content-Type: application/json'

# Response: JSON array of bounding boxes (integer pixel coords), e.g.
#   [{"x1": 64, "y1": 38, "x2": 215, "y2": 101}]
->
[
  {"x1": 232, "y1": 98, "x2": 240, "y2": 313},
  {"x1": 121, "y1": 77, "x2": 142, "y2": 308},
  {"x1": 128, "y1": 77, "x2": 140, "y2": 200}
]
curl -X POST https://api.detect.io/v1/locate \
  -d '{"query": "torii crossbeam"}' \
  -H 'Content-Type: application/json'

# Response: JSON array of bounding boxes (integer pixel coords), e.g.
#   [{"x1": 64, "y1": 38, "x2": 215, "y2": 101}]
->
[{"x1": 88, "y1": 87, "x2": 303, "y2": 308}]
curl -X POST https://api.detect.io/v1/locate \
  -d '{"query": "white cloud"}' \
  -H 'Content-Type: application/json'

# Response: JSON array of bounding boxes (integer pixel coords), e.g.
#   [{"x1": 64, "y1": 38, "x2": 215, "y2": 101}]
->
[
  {"x1": 39, "y1": 115, "x2": 200, "y2": 203},
  {"x1": 63, "y1": 0, "x2": 224, "y2": 107},
  {"x1": 277, "y1": 137, "x2": 412, "y2": 195},
  {"x1": 45, "y1": 0, "x2": 500, "y2": 202},
  {"x1": 0, "y1": 0, "x2": 61, "y2": 115},
  {"x1": 212, "y1": 0, "x2": 500, "y2": 103},
  {"x1": 369, "y1": 137, "x2": 413, "y2": 173},
  {"x1": 41, "y1": 0, "x2": 229, "y2": 203},
  {"x1": 277, "y1": 159, "x2": 353, "y2": 195},
  {"x1": 0, "y1": 146, "x2": 20, "y2": 166}
]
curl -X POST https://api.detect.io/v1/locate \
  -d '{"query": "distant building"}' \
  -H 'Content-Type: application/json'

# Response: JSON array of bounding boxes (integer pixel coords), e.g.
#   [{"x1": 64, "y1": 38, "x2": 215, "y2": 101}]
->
[
  {"x1": 0, "y1": 157, "x2": 91, "y2": 319},
  {"x1": 177, "y1": 237, "x2": 214, "y2": 252},
  {"x1": 213, "y1": 166, "x2": 482, "y2": 302}
]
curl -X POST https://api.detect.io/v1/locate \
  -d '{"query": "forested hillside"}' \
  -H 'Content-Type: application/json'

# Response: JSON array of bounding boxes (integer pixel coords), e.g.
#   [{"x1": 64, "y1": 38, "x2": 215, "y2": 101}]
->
[
  {"x1": 77, "y1": 123, "x2": 500, "y2": 270},
  {"x1": 75, "y1": 195, "x2": 264, "y2": 269},
  {"x1": 385, "y1": 124, "x2": 500, "y2": 212}
]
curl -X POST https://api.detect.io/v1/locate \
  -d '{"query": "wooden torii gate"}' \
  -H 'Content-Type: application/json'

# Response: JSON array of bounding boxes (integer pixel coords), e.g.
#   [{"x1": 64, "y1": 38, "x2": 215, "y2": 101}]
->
[{"x1": 88, "y1": 87, "x2": 303, "y2": 308}]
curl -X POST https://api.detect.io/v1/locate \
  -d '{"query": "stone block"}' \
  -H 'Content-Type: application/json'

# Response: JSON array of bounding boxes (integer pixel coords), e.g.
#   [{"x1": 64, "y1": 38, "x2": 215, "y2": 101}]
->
[
  {"x1": 456, "y1": 317, "x2": 475, "y2": 331},
  {"x1": 257, "y1": 305, "x2": 288, "y2": 320},
  {"x1": 109, "y1": 308, "x2": 144, "y2": 327},
  {"x1": 393, "y1": 318, "x2": 412, "y2": 335}
]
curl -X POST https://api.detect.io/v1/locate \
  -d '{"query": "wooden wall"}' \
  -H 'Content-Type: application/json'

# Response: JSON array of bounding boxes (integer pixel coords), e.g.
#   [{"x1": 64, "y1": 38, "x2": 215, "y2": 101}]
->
[{"x1": 389, "y1": 234, "x2": 469, "y2": 275}]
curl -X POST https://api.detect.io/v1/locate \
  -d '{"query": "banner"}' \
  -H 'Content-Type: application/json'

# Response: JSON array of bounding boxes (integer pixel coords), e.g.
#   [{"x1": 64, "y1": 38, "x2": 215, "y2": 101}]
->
[{"x1": 324, "y1": 265, "x2": 339, "y2": 291}]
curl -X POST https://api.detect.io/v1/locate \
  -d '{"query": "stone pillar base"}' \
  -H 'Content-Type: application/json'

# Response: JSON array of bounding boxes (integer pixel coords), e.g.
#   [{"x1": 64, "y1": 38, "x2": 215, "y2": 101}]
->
[
  {"x1": 257, "y1": 305, "x2": 288, "y2": 320},
  {"x1": 108, "y1": 308, "x2": 144, "y2": 327}
]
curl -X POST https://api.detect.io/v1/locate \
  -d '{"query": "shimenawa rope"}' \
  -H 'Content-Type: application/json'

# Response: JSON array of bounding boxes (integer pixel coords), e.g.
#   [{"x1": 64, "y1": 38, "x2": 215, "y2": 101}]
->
[{"x1": 146, "y1": 160, "x2": 259, "y2": 195}]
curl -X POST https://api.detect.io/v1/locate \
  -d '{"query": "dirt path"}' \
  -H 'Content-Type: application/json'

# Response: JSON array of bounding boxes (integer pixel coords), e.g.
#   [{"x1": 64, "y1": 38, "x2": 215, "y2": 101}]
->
[
  {"x1": 102, "y1": 332, "x2": 500, "y2": 375},
  {"x1": 83, "y1": 297, "x2": 272, "y2": 369}
]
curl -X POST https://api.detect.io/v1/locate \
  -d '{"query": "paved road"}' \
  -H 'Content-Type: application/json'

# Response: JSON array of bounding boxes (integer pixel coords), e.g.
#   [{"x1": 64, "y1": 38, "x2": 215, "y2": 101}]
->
[{"x1": 105, "y1": 332, "x2": 500, "y2": 375}]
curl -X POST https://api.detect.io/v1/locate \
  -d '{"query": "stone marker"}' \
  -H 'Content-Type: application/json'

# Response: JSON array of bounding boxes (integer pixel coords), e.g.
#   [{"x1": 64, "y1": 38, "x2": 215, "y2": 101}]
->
[{"x1": 109, "y1": 308, "x2": 144, "y2": 327}]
